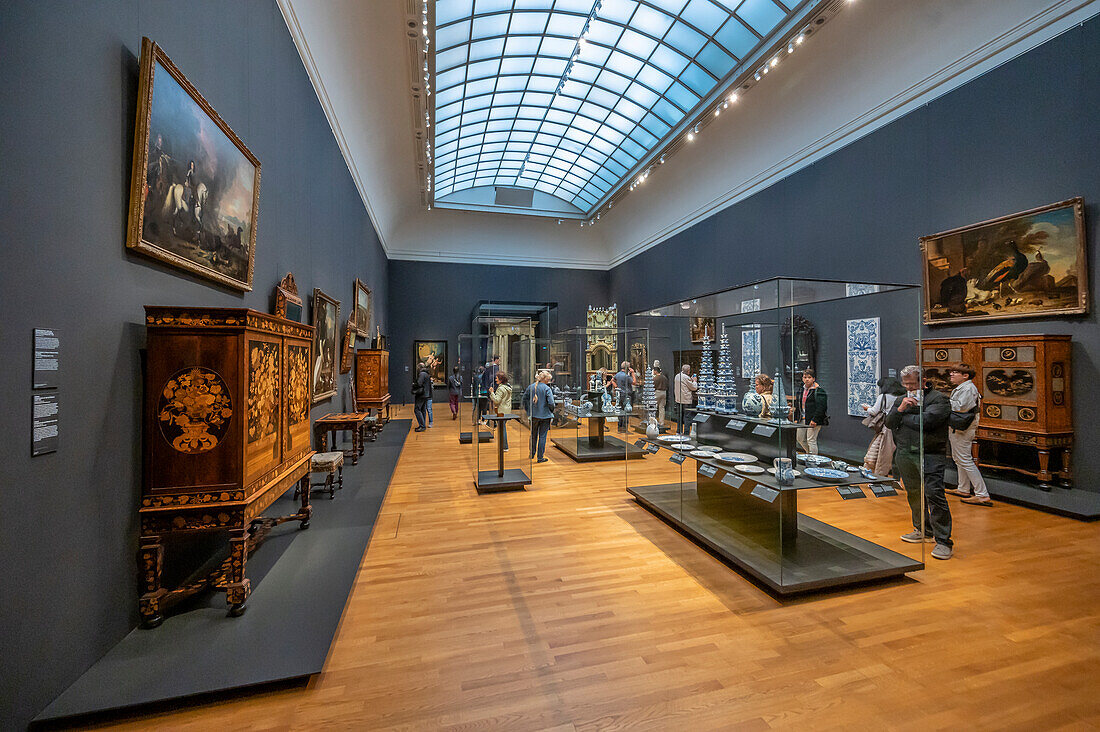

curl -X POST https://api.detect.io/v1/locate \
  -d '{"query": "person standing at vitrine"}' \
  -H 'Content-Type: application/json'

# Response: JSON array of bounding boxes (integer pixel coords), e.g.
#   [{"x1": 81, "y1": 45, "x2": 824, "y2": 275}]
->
[
  {"x1": 523, "y1": 370, "x2": 556, "y2": 463},
  {"x1": 791, "y1": 368, "x2": 828, "y2": 454},
  {"x1": 447, "y1": 366, "x2": 462, "y2": 420},
  {"x1": 652, "y1": 365, "x2": 668, "y2": 424},
  {"x1": 674, "y1": 364, "x2": 698, "y2": 434},
  {"x1": 946, "y1": 364, "x2": 993, "y2": 507}
]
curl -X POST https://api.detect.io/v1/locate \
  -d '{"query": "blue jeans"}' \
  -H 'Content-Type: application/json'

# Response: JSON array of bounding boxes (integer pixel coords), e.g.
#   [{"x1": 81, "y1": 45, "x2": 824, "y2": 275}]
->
[
  {"x1": 427, "y1": 399, "x2": 433, "y2": 426},
  {"x1": 530, "y1": 417, "x2": 550, "y2": 459},
  {"x1": 414, "y1": 400, "x2": 427, "y2": 428}
]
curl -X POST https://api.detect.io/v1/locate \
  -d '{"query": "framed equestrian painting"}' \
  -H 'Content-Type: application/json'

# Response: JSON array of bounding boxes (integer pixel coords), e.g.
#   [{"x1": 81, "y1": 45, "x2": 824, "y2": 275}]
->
[
  {"x1": 312, "y1": 289, "x2": 340, "y2": 403},
  {"x1": 126, "y1": 38, "x2": 261, "y2": 292},
  {"x1": 920, "y1": 198, "x2": 1087, "y2": 325},
  {"x1": 354, "y1": 278, "x2": 372, "y2": 337}
]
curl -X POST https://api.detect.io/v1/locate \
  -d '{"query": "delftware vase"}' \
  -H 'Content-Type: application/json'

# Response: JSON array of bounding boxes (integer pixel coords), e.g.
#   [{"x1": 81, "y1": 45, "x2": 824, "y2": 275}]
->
[
  {"x1": 773, "y1": 457, "x2": 795, "y2": 486},
  {"x1": 645, "y1": 418, "x2": 659, "y2": 439}
]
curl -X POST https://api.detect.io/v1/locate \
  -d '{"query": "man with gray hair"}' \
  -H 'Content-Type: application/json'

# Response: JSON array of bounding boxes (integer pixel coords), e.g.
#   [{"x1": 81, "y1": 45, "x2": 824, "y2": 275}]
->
[{"x1": 885, "y1": 364, "x2": 954, "y2": 560}]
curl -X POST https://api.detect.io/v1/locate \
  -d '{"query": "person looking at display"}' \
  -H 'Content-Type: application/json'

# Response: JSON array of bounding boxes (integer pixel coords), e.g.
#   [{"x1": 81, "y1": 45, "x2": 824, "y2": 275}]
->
[
  {"x1": 946, "y1": 364, "x2": 993, "y2": 506},
  {"x1": 479, "y1": 356, "x2": 500, "y2": 425},
  {"x1": 425, "y1": 354, "x2": 437, "y2": 428},
  {"x1": 615, "y1": 361, "x2": 632, "y2": 433},
  {"x1": 412, "y1": 361, "x2": 431, "y2": 433},
  {"x1": 488, "y1": 371, "x2": 512, "y2": 451},
  {"x1": 790, "y1": 368, "x2": 828, "y2": 454},
  {"x1": 473, "y1": 365, "x2": 487, "y2": 424},
  {"x1": 652, "y1": 365, "x2": 669, "y2": 424},
  {"x1": 861, "y1": 376, "x2": 906, "y2": 476},
  {"x1": 674, "y1": 364, "x2": 698, "y2": 434},
  {"x1": 754, "y1": 373, "x2": 775, "y2": 418},
  {"x1": 447, "y1": 366, "x2": 462, "y2": 421},
  {"x1": 523, "y1": 370, "x2": 556, "y2": 463},
  {"x1": 886, "y1": 365, "x2": 954, "y2": 560}
]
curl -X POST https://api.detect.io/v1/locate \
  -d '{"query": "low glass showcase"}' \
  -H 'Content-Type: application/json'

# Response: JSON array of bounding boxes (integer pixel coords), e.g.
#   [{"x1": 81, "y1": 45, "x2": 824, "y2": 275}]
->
[
  {"x1": 626, "y1": 278, "x2": 927, "y2": 594},
  {"x1": 548, "y1": 326, "x2": 650, "y2": 462}
]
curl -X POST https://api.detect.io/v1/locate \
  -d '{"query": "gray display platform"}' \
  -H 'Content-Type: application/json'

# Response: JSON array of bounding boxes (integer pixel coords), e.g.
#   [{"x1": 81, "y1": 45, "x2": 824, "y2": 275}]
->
[
  {"x1": 458, "y1": 430, "x2": 493, "y2": 444},
  {"x1": 552, "y1": 434, "x2": 647, "y2": 462},
  {"x1": 475, "y1": 468, "x2": 531, "y2": 492},
  {"x1": 34, "y1": 421, "x2": 411, "y2": 728}
]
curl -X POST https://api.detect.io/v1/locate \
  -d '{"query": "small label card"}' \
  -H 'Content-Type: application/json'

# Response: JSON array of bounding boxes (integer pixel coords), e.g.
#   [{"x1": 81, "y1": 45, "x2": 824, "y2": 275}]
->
[
  {"x1": 698, "y1": 464, "x2": 718, "y2": 478},
  {"x1": 645, "y1": 443, "x2": 660, "y2": 454},
  {"x1": 33, "y1": 328, "x2": 59, "y2": 390},
  {"x1": 634, "y1": 439, "x2": 646, "y2": 448},
  {"x1": 693, "y1": 413, "x2": 710, "y2": 423},
  {"x1": 32, "y1": 392, "x2": 59, "y2": 456},
  {"x1": 869, "y1": 482, "x2": 898, "y2": 497},
  {"x1": 726, "y1": 419, "x2": 748, "y2": 431},
  {"x1": 751, "y1": 485, "x2": 780, "y2": 502},
  {"x1": 752, "y1": 425, "x2": 776, "y2": 437},
  {"x1": 836, "y1": 485, "x2": 867, "y2": 500},
  {"x1": 721, "y1": 473, "x2": 743, "y2": 489},
  {"x1": 670, "y1": 453, "x2": 686, "y2": 464}
]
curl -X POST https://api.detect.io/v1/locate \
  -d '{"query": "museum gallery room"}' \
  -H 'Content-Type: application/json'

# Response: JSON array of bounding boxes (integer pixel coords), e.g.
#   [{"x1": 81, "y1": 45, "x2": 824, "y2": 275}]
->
[{"x1": 4, "y1": 0, "x2": 1100, "y2": 729}]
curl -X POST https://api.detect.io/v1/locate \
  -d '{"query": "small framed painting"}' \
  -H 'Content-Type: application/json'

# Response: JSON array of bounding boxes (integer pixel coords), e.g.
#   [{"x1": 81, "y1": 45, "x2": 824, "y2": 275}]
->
[
  {"x1": 414, "y1": 340, "x2": 447, "y2": 387},
  {"x1": 354, "y1": 279, "x2": 372, "y2": 337},
  {"x1": 312, "y1": 289, "x2": 340, "y2": 403},
  {"x1": 340, "y1": 316, "x2": 355, "y2": 375},
  {"x1": 689, "y1": 317, "x2": 715, "y2": 343}
]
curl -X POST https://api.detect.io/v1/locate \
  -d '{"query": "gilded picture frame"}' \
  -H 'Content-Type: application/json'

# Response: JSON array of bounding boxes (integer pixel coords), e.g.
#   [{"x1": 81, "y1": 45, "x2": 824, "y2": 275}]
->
[
  {"x1": 689, "y1": 317, "x2": 715, "y2": 343},
  {"x1": 126, "y1": 38, "x2": 261, "y2": 292},
  {"x1": 340, "y1": 316, "x2": 355, "y2": 375},
  {"x1": 920, "y1": 198, "x2": 1087, "y2": 325},
  {"x1": 312, "y1": 289, "x2": 340, "y2": 403},
  {"x1": 414, "y1": 340, "x2": 448, "y2": 387},
  {"x1": 354, "y1": 278, "x2": 372, "y2": 337}
]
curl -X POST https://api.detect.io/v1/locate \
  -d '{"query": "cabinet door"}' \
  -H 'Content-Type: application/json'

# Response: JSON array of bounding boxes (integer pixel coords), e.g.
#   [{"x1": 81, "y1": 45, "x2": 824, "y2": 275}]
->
[
  {"x1": 245, "y1": 333, "x2": 283, "y2": 483},
  {"x1": 285, "y1": 337, "x2": 312, "y2": 460}
]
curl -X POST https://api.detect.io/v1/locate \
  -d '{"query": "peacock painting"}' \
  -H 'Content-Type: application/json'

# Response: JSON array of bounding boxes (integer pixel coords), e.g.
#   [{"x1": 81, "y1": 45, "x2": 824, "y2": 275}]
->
[{"x1": 921, "y1": 198, "x2": 1087, "y2": 325}]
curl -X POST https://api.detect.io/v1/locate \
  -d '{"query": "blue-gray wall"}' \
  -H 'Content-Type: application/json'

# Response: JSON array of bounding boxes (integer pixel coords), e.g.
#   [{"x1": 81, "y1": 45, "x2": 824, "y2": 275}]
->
[
  {"x1": 387, "y1": 260, "x2": 609, "y2": 403},
  {"x1": 0, "y1": 2, "x2": 387, "y2": 728},
  {"x1": 612, "y1": 18, "x2": 1099, "y2": 479}
]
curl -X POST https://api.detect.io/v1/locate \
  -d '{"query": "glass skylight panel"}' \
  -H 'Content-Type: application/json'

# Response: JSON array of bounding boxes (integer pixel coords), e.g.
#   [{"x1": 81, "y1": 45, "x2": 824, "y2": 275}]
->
[{"x1": 433, "y1": 0, "x2": 809, "y2": 212}]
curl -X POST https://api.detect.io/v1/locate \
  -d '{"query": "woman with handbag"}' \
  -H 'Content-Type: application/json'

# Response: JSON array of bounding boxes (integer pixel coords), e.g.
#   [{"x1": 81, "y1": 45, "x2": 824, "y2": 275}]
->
[
  {"x1": 946, "y1": 364, "x2": 992, "y2": 506},
  {"x1": 861, "y1": 377, "x2": 905, "y2": 476}
]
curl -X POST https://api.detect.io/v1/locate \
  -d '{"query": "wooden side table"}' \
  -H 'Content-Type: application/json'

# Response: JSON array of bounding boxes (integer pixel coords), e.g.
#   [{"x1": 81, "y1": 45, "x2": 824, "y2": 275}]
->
[{"x1": 315, "y1": 412, "x2": 370, "y2": 465}]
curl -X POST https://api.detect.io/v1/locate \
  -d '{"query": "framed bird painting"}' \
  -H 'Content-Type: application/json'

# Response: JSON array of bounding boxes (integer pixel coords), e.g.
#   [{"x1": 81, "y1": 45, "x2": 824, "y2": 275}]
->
[{"x1": 920, "y1": 198, "x2": 1087, "y2": 325}]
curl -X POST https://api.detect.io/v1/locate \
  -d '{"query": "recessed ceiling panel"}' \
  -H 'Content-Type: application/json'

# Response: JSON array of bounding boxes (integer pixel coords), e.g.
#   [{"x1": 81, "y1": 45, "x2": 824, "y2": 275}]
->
[{"x1": 432, "y1": 0, "x2": 808, "y2": 214}]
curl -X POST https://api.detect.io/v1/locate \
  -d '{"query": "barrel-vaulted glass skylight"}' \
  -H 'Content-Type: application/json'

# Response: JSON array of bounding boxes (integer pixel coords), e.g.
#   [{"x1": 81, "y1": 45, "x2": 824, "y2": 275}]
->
[{"x1": 432, "y1": 0, "x2": 808, "y2": 216}]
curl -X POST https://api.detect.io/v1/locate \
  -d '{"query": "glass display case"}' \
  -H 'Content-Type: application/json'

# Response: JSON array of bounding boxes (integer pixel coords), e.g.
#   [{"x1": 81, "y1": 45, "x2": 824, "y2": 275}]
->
[
  {"x1": 548, "y1": 326, "x2": 650, "y2": 462},
  {"x1": 625, "y1": 278, "x2": 926, "y2": 594},
  {"x1": 461, "y1": 325, "x2": 534, "y2": 492}
]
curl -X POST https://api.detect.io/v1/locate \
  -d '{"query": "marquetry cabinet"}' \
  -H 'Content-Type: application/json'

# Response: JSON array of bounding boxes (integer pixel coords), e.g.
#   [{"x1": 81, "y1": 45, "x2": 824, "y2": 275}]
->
[
  {"x1": 354, "y1": 348, "x2": 390, "y2": 422},
  {"x1": 920, "y1": 334, "x2": 1072, "y2": 485},
  {"x1": 139, "y1": 307, "x2": 315, "y2": 627}
]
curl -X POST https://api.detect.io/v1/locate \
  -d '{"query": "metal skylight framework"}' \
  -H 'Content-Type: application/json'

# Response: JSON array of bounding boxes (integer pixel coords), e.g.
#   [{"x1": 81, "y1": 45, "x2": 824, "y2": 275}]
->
[{"x1": 431, "y1": 0, "x2": 814, "y2": 216}]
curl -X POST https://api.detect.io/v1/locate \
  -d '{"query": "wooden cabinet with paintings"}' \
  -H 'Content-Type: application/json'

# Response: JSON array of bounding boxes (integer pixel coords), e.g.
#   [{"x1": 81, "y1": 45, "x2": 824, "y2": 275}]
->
[
  {"x1": 139, "y1": 307, "x2": 315, "y2": 627},
  {"x1": 920, "y1": 334, "x2": 1072, "y2": 486},
  {"x1": 354, "y1": 348, "x2": 390, "y2": 422}
]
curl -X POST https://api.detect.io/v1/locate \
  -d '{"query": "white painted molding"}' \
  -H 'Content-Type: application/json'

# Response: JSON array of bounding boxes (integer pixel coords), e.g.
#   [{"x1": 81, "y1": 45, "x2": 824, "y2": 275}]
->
[
  {"x1": 385, "y1": 248, "x2": 608, "y2": 270},
  {"x1": 276, "y1": 0, "x2": 390, "y2": 255}
]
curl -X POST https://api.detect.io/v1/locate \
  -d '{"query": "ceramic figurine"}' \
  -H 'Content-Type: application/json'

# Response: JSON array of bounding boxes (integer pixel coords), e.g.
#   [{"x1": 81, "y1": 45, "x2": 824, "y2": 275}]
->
[
  {"x1": 645, "y1": 417, "x2": 660, "y2": 439},
  {"x1": 601, "y1": 392, "x2": 612, "y2": 413}
]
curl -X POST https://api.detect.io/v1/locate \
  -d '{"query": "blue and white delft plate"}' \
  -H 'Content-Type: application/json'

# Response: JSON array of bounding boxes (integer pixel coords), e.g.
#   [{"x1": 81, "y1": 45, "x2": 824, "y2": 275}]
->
[
  {"x1": 659, "y1": 434, "x2": 691, "y2": 443},
  {"x1": 714, "y1": 452, "x2": 756, "y2": 463},
  {"x1": 804, "y1": 467, "x2": 849, "y2": 482},
  {"x1": 799, "y1": 454, "x2": 832, "y2": 467}
]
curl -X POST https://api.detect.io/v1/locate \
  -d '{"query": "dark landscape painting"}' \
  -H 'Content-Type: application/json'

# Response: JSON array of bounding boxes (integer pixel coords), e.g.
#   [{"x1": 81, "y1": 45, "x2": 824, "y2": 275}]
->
[
  {"x1": 127, "y1": 39, "x2": 260, "y2": 291},
  {"x1": 922, "y1": 198, "x2": 1086, "y2": 324}
]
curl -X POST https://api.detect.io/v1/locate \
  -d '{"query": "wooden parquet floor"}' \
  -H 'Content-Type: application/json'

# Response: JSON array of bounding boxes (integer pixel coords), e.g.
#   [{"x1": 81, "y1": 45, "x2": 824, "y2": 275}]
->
[{"x1": 99, "y1": 407, "x2": 1100, "y2": 731}]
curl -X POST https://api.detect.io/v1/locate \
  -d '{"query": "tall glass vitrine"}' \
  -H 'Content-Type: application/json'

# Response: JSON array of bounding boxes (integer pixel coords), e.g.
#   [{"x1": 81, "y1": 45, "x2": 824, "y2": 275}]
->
[{"x1": 626, "y1": 278, "x2": 926, "y2": 594}]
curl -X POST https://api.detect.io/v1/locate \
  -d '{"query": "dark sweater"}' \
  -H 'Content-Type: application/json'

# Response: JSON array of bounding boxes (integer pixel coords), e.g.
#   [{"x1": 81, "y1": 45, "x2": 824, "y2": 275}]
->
[
  {"x1": 792, "y1": 385, "x2": 829, "y2": 425},
  {"x1": 884, "y1": 387, "x2": 949, "y2": 454},
  {"x1": 415, "y1": 369, "x2": 432, "y2": 404}
]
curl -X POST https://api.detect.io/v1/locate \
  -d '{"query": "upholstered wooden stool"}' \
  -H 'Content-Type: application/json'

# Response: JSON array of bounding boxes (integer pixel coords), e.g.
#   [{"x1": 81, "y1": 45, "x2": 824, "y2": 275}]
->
[{"x1": 306, "y1": 451, "x2": 344, "y2": 500}]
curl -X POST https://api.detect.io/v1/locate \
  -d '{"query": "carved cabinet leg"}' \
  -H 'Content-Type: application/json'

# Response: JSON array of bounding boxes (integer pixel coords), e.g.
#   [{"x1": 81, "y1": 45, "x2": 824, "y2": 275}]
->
[
  {"x1": 1037, "y1": 449, "x2": 1053, "y2": 485},
  {"x1": 298, "y1": 474, "x2": 312, "y2": 529},
  {"x1": 138, "y1": 535, "x2": 166, "y2": 629},
  {"x1": 225, "y1": 528, "x2": 251, "y2": 617}
]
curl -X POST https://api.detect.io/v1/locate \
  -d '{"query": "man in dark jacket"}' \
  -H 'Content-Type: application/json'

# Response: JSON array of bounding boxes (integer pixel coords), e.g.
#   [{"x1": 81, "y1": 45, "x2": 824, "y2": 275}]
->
[
  {"x1": 614, "y1": 361, "x2": 631, "y2": 433},
  {"x1": 413, "y1": 362, "x2": 432, "y2": 432},
  {"x1": 886, "y1": 364, "x2": 953, "y2": 560}
]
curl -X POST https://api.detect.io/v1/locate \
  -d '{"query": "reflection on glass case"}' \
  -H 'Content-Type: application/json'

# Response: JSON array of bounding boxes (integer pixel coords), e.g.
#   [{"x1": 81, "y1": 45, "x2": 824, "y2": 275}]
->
[
  {"x1": 626, "y1": 278, "x2": 926, "y2": 595},
  {"x1": 548, "y1": 326, "x2": 651, "y2": 462}
]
